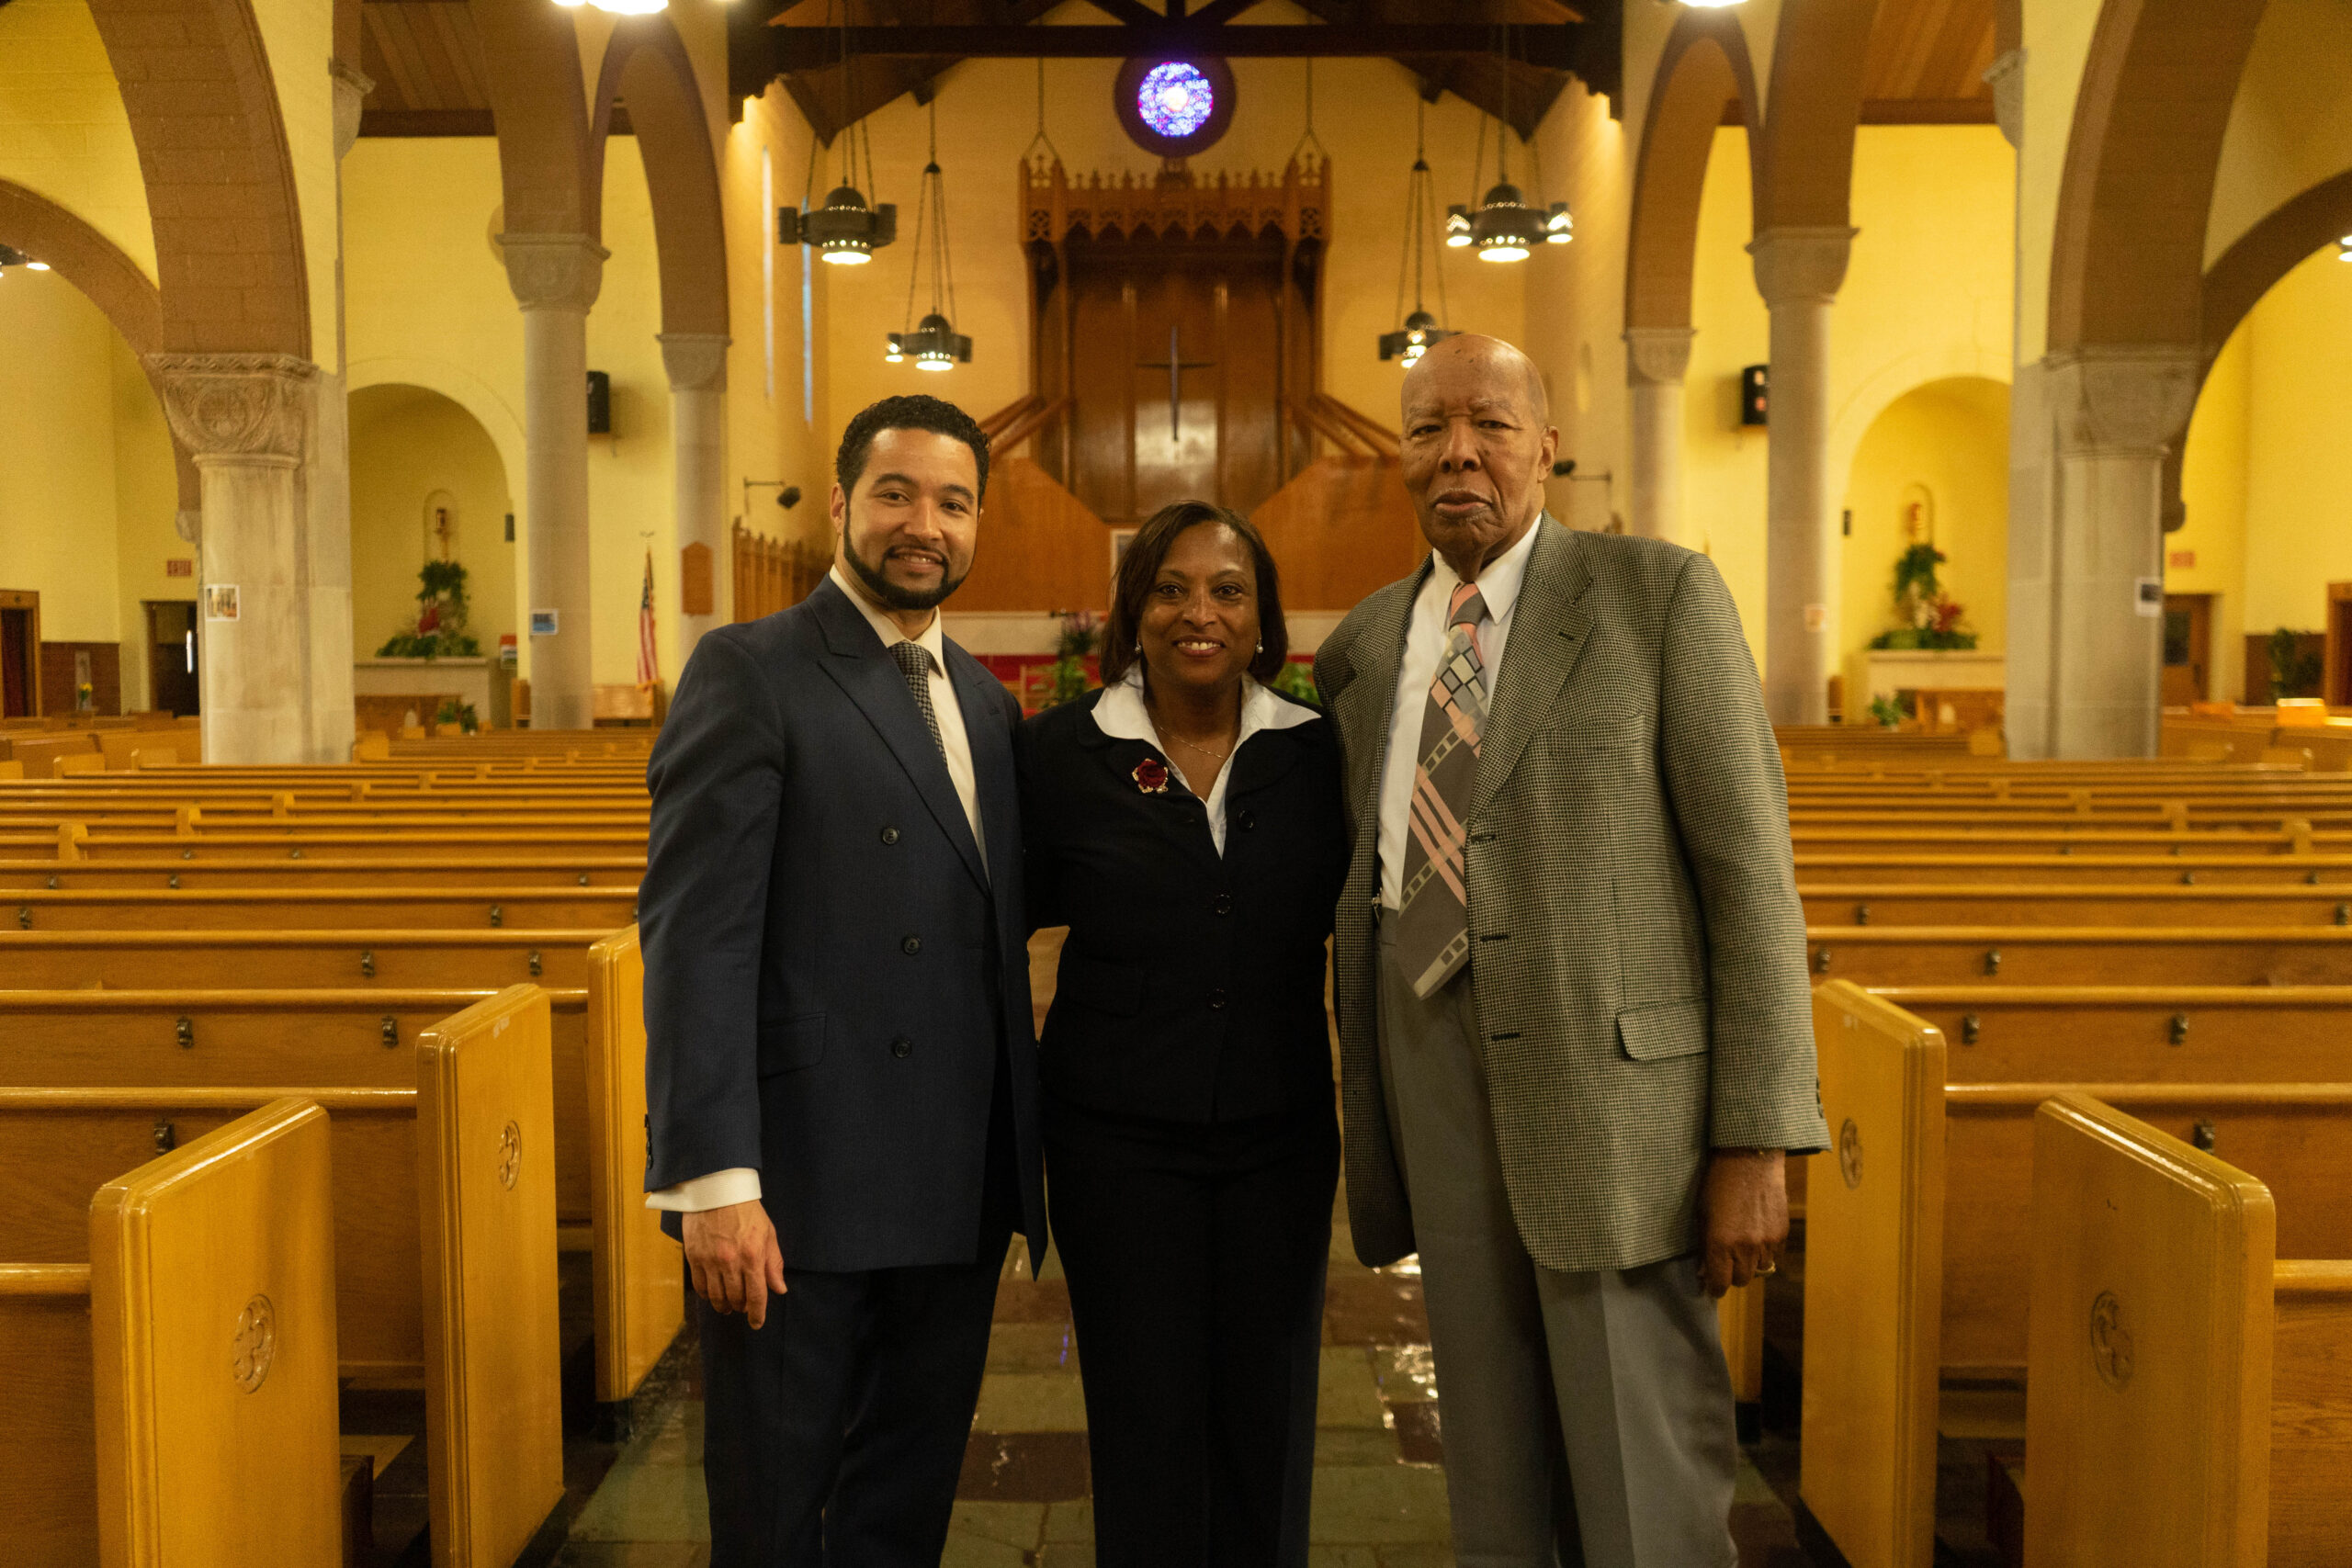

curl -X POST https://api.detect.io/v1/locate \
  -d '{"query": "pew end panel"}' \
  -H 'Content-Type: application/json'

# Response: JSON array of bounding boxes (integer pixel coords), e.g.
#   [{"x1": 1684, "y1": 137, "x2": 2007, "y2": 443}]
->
[
  {"x1": 2023, "y1": 1094, "x2": 2275, "y2": 1568},
  {"x1": 2267, "y1": 1261, "x2": 2352, "y2": 1563},
  {"x1": 416, "y1": 987, "x2": 566, "y2": 1568},
  {"x1": 0, "y1": 1265, "x2": 99, "y2": 1568},
  {"x1": 587, "y1": 926, "x2": 684, "y2": 1411},
  {"x1": 88, "y1": 1097, "x2": 344, "y2": 1568},
  {"x1": 1800, "y1": 981, "x2": 1947, "y2": 1568}
]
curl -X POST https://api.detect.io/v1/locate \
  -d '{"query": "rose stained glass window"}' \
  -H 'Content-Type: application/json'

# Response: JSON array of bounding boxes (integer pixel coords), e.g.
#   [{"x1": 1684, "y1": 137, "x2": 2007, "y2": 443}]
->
[{"x1": 1136, "y1": 62, "x2": 1215, "y2": 139}]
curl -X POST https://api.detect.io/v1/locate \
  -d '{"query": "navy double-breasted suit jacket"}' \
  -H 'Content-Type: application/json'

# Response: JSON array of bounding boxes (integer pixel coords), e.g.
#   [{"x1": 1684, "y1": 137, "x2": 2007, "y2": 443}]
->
[{"x1": 639, "y1": 577, "x2": 1046, "y2": 1273}]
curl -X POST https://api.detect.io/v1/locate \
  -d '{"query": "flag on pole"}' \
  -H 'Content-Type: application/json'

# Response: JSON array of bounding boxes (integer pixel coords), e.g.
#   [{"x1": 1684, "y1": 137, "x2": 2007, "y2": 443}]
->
[{"x1": 636, "y1": 548, "x2": 660, "y2": 686}]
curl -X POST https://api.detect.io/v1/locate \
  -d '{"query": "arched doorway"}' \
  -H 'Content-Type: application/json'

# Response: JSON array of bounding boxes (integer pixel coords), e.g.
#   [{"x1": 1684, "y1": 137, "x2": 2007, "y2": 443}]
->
[
  {"x1": 1839, "y1": 376, "x2": 2008, "y2": 729},
  {"x1": 349, "y1": 383, "x2": 516, "y2": 731}
]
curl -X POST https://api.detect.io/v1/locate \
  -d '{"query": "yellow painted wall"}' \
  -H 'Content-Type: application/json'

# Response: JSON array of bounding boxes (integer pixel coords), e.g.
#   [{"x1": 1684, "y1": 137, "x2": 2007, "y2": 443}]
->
[
  {"x1": 109, "y1": 327, "x2": 187, "y2": 712},
  {"x1": 348, "y1": 384, "x2": 516, "y2": 663},
  {"x1": 244, "y1": 0, "x2": 340, "y2": 366},
  {"x1": 1527, "y1": 82, "x2": 1634, "y2": 534},
  {"x1": 1838, "y1": 377, "x2": 2010, "y2": 681},
  {"x1": 2240, "y1": 245, "x2": 2352, "y2": 633},
  {"x1": 0, "y1": 0, "x2": 156, "y2": 282},
  {"x1": 722, "y1": 83, "x2": 828, "y2": 563},
  {"x1": 2015, "y1": 0, "x2": 2104, "y2": 365},
  {"x1": 0, "y1": 266, "x2": 127, "y2": 640},
  {"x1": 1684, "y1": 125, "x2": 2013, "y2": 672},
  {"x1": 2172, "y1": 324, "x2": 2251, "y2": 703},
  {"x1": 2206, "y1": 0, "x2": 2352, "y2": 268}
]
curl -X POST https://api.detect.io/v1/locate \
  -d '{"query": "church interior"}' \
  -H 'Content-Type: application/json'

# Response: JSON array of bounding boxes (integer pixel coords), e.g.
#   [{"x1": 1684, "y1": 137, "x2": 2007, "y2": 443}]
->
[{"x1": 3, "y1": 0, "x2": 2352, "y2": 1562}]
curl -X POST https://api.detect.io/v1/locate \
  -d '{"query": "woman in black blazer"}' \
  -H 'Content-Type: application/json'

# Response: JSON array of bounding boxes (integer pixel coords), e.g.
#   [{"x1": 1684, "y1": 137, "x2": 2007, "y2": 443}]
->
[{"x1": 1015, "y1": 500, "x2": 1346, "y2": 1568}]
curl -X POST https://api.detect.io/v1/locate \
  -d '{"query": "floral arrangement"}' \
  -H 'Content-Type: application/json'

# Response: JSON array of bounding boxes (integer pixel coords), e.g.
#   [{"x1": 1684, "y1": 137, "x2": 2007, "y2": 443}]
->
[
  {"x1": 433, "y1": 697, "x2": 480, "y2": 734},
  {"x1": 379, "y1": 559, "x2": 482, "y2": 660},
  {"x1": 1867, "y1": 543, "x2": 1977, "y2": 651},
  {"x1": 1270, "y1": 660, "x2": 1320, "y2": 705},
  {"x1": 1042, "y1": 609, "x2": 1102, "y2": 708}
]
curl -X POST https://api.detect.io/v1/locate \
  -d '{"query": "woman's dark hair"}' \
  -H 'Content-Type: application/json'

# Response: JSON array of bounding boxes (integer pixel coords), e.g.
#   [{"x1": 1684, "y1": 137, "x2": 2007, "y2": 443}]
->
[
  {"x1": 835, "y1": 394, "x2": 990, "y2": 500},
  {"x1": 1101, "y1": 501, "x2": 1289, "y2": 688}
]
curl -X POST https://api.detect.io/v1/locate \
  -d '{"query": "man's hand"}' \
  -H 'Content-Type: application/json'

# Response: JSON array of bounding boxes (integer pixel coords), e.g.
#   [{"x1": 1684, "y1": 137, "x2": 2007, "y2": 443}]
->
[
  {"x1": 683, "y1": 1200, "x2": 788, "y2": 1330},
  {"x1": 1701, "y1": 1148, "x2": 1788, "y2": 1298}
]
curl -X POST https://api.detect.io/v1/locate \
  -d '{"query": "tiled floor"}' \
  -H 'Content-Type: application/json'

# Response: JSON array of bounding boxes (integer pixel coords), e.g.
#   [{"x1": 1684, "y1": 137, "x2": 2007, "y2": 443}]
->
[{"x1": 550, "y1": 1193, "x2": 1814, "y2": 1568}]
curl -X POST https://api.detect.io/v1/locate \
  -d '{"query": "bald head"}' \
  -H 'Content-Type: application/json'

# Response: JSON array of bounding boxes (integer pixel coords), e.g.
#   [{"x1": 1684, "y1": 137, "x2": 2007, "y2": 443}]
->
[
  {"x1": 1400, "y1": 333, "x2": 1549, "y2": 426},
  {"x1": 1396, "y1": 333, "x2": 1559, "y2": 582}
]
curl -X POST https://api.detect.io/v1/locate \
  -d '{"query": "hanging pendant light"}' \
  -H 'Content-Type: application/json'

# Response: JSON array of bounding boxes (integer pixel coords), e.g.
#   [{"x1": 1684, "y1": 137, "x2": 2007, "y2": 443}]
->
[
  {"x1": 779, "y1": 2, "x2": 896, "y2": 266},
  {"x1": 1446, "y1": 33, "x2": 1572, "y2": 265},
  {"x1": 0, "y1": 244, "x2": 50, "y2": 274},
  {"x1": 2338, "y1": 233, "x2": 2352, "y2": 262},
  {"x1": 886, "y1": 99, "x2": 971, "y2": 371},
  {"x1": 551, "y1": 0, "x2": 666, "y2": 16},
  {"x1": 1380, "y1": 101, "x2": 1455, "y2": 366}
]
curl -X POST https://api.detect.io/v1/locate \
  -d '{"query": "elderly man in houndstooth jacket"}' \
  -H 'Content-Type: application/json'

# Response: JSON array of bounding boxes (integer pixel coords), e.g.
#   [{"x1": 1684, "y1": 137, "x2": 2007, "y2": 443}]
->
[{"x1": 1314, "y1": 334, "x2": 1828, "y2": 1568}]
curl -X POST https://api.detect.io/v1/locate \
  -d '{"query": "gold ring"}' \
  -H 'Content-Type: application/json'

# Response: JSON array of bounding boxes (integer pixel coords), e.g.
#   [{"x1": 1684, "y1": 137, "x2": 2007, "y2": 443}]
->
[{"x1": 1756, "y1": 1260, "x2": 1778, "y2": 1276}]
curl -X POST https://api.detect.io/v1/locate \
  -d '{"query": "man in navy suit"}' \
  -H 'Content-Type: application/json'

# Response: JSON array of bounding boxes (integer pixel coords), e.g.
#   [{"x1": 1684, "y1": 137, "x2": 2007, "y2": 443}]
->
[{"x1": 639, "y1": 394, "x2": 1045, "y2": 1567}]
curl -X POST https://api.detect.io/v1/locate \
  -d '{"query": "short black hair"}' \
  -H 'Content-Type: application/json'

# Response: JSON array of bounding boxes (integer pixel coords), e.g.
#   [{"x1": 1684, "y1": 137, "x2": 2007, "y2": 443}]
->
[
  {"x1": 834, "y1": 394, "x2": 990, "y2": 502},
  {"x1": 1101, "y1": 500, "x2": 1290, "y2": 688}
]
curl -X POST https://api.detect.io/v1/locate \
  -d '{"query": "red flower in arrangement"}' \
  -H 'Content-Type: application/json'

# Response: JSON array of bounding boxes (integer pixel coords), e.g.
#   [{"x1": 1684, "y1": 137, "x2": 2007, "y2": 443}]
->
[{"x1": 1132, "y1": 757, "x2": 1170, "y2": 795}]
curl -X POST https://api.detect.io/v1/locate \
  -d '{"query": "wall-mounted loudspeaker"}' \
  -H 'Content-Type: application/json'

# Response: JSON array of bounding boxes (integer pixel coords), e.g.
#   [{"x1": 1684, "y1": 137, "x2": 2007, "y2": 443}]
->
[{"x1": 586, "y1": 370, "x2": 612, "y2": 434}]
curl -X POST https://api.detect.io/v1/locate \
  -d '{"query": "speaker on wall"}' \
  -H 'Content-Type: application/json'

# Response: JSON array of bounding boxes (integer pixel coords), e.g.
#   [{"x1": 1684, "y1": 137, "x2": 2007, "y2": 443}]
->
[{"x1": 586, "y1": 370, "x2": 612, "y2": 435}]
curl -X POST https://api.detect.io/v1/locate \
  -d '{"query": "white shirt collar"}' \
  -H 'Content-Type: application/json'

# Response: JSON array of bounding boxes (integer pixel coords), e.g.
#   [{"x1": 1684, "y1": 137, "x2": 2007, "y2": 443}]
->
[
  {"x1": 830, "y1": 564, "x2": 947, "y2": 666},
  {"x1": 1090, "y1": 666, "x2": 1316, "y2": 755},
  {"x1": 1423, "y1": 512, "x2": 1543, "y2": 624}
]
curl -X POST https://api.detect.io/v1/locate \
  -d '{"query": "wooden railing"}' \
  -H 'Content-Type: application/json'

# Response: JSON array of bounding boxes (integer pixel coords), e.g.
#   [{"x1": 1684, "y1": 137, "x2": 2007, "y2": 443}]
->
[
  {"x1": 730, "y1": 522, "x2": 827, "y2": 623},
  {"x1": 1286, "y1": 391, "x2": 1400, "y2": 459},
  {"x1": 977, "y1": 393, "x2": 1073, "y2": 458}
]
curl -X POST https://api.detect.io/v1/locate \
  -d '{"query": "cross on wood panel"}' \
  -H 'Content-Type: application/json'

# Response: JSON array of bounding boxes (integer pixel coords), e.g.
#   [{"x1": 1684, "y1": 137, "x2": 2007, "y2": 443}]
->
[{"x1": 1136, "y1": 325, "x2": 1215, "y2": 441}]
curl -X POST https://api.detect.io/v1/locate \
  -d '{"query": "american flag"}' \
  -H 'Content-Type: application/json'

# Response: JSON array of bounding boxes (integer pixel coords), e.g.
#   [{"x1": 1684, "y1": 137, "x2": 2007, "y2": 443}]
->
[{"x1": 636, "y1": 548, "x2": 659, "y2": 686}]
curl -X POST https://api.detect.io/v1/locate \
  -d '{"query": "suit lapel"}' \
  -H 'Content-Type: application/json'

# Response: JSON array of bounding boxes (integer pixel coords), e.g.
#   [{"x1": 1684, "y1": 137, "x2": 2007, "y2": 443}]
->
[
  {"x1": 945, "y1": 645, "x2": 1014, "y2": 889},
  {"x1": 1334, "y1": 566, "x2": 1430, "y2": 824},
  {"x1": 1473, "y1": 517, "x2": 1594, "y2": 817},
  {"x1": 809, "y1": 580, "x2": 989, "y2": 891}
]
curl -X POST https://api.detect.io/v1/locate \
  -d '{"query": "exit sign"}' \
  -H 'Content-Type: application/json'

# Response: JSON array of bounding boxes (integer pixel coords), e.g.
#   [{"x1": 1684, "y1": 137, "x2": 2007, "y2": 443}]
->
[{"x1": 2168, "y1": 550, "x2": 2196, "y2": 570}]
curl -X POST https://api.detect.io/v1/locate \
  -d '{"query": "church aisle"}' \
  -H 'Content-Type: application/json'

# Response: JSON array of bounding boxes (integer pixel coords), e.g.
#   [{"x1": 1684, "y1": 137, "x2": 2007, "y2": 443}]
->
[{"x1": 550, "y1": 1188, "x2": 1813, "y2": 1567}]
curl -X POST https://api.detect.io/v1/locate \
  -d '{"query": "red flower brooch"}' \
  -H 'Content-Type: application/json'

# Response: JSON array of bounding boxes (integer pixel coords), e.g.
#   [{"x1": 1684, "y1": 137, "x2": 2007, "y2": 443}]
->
[{"x1": 1131, "y1": 757, "x2": 1170, "y2": 795}]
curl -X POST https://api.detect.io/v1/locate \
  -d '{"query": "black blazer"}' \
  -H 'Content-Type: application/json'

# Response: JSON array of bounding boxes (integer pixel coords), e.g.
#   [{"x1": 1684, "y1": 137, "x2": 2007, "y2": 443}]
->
[
  {"x1": 639, "y1": 578, "x2": 1046, "y2": 1273},
  {"x1": 1014, "y1": 687, "x2": 1348, "y2": 1124}
]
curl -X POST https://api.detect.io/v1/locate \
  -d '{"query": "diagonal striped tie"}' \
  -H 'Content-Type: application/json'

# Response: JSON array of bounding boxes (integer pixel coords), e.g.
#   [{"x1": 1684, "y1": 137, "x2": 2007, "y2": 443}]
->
[
  {"x1": 1394, "y1": 583, "x2": 1490, "y2": 998},
  {"x1": 891, "y1": 641, "x2": 947, "y2": 761}
]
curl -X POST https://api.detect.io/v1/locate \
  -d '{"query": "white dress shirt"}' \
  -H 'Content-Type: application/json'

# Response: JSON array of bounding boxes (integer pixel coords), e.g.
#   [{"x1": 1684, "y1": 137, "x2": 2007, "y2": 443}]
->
[
  {"x1": 1375, "y1": 517, "x2": 1543, "y2": 910},
  {"x1": 647, "y1": 566, "x2": 989, "y2": 1216},
  {"x1": 1091, "y1": 667, "x2": 1318, "y2": 855}
]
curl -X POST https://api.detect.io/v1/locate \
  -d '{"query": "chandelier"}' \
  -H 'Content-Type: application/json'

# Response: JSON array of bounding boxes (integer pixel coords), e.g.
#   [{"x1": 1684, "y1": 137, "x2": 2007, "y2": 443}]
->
[
  {"x1": 1445, "y1": 113, "x2": 1571, "y2": 264},
  {"x1": 1379, "y1": 101, "x2": 1454, "y2": 366},
  {"x1": 886, "y1": 98, "x2": 970, "y2": 371},
  {"x1": 780, "y1": 4, "x2": 896, "y2": 265}
]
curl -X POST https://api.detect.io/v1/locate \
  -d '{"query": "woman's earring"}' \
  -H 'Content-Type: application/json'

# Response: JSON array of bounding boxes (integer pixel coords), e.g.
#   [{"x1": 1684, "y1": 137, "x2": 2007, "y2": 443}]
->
[{"x1": 1255, "y1": 640, "x2": 1264, "y2": 653}]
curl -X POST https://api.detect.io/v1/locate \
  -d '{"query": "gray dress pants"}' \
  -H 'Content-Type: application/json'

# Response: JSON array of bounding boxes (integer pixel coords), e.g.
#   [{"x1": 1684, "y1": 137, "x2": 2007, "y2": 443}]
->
[{"x1": 1374, "y1": 912, "x2": 1737, "y2": 1568}]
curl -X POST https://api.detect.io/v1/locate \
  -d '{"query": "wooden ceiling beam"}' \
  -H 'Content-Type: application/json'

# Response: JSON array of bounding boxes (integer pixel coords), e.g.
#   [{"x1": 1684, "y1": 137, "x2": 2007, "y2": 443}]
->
[{"x1": 766, "y1": 24, "x2": 1585, "y2": 69}]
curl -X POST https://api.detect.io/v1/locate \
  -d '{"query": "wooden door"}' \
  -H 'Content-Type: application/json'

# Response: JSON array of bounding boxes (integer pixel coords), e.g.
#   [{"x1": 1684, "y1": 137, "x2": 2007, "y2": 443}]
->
[
  {"x1": 1063, "y1": 235, "x2": 1286, "y2": 526},
  {"x1": 0, "y1": 590, "x2": 38, "y2": 718},
  {"x1": 146, "y1": 600, "x2": 199, "y2": 716},
  {"x1": 2162, "y1": 593, "x2": 2211, "y2": 705}
]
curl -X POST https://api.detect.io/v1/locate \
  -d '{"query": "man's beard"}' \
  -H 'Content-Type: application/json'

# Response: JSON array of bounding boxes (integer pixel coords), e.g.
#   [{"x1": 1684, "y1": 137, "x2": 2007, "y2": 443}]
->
[{"x1": 843, "y1": 535, "x2": 969, "y2": 612}]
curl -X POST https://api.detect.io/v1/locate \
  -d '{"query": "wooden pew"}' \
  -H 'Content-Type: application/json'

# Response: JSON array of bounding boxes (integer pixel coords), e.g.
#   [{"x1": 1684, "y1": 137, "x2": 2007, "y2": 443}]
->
[
  {"x1": 0, "y1": 1097, "x2": 342, "y2": 1568},
  {"x1": 3, "y1": 885, "x2": 638, "y2": 930},
  {"x1": 1871, "y1": 987, "x2": 2352, "y2": 1083},
  {"x1": 1798, "y1": 981, "x2": 2352, "y2": 1568},
  {"x1": 0, "y1": 853, "x2": 643, "y2": 890},
  {"x1": 0, "y1": 928, "x2": 602, "y2": 988},
  {"x1": 0, "y1": 987, "x2": 563, "y2": 1568},
  {"x1": 1805, "y1": 926, "x2": 2352, "y2": 986},
  {"x1": 2025, "y1": 1093, "x2": 2352, "y2": 1567},
  {"x1": 1802, "y1": 885, "x2": 2352, "y2": 927},
  {"x1": 0, "y1": 972, "x2": 681, "y2": 1416},
  {"x1": 1797, "y1": 853, "x2": 2352, "y2": 888}
]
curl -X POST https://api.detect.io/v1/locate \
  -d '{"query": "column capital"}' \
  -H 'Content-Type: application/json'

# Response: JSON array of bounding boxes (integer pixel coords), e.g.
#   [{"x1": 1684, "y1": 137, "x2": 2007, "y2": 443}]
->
[
  {"x1": 330, "y1": 59, "x2": 374, "y2": 159},
  {"x1": 1623, "y1": 327, "x2": 1696, "y2": 387},
  {"x1": 658, "y1": 333, "x2": 732, "y2": 393},
  {"x1": 2045, "y1": 344, "x2": 2200, "y2": 458},
  {"x1": 500, "y1": 232, "x2": 608, "y2": 313},
  {"x1": 1747, "y1": 226, "x2": 1858, "y2": 308},
  {"x1": 1983, "y1": 49, "x2": 2026, "y2": 149},
  {"x1": 147, "y1": 353, "x2": 319, "y2": 467}
]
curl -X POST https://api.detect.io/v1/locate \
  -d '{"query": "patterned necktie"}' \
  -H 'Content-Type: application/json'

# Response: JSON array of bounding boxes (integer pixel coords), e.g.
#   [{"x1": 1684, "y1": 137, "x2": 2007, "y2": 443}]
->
[
  {"x1": 891, "y1": 641, "x2": 946, "y2": 760},
  {"x1": 1395, "y1": 582, "x2": 1490, "y2": 998}
]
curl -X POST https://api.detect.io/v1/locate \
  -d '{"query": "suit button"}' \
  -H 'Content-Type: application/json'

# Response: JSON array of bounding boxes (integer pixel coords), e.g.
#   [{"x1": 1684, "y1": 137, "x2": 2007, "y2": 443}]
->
[
  {"x1": 880, "y1": 827, "x2": 901, "y2": 845},
  {"x1": 902, "y1": 935, "x2": 922, "y2": 955},
  {"x1": 1237, "y1": 808, "x2": 1257, "y2": 831},
  {"x1": 1214, "y1": 894, "x2": 1234, "y2": 917},
  {"x1": 891, "y1": 1036, "x2": 913, "y2": 1058},
  {"x1": 1209, "y1": 989, "x2": 1227, "y2": 1010}
]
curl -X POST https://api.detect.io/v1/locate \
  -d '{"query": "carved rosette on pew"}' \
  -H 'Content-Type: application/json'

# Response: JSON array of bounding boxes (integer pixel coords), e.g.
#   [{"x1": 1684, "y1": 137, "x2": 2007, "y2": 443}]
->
[
  {"x1": 499, "y1": 232, "x2": 608, "y2": 734},
  {"x1": 149, "y1": 353, "x2": 322, "y2": 768}
]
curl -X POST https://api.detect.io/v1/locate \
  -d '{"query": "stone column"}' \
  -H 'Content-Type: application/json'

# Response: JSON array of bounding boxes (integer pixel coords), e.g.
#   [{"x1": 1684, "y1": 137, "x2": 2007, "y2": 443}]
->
[
  {"x1": 658, "y1": 333, "x2": 730, "y2": 669},
  {"x1": 1623, "y1": 327, "x2": 1697, "y2": 546},
  {"x1": 1748, "y1": 226, "x2": 1857, "y2": 726},
  {"x1": 2035, "y1": 345, "x2": 2199, "y2": 758},
  {"x1": 501, "y1": 232, "x2": 606, "y2": 732},
  {"x1": 152, "y1": 354, "x2": 322, "y2": 765}
]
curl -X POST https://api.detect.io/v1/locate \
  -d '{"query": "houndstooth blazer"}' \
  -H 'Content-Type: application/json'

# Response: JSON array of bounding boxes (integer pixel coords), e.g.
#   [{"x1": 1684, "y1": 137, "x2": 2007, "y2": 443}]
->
[{"x1": 1316, "y1": 516, "x2": 1829, "y2": 1273}]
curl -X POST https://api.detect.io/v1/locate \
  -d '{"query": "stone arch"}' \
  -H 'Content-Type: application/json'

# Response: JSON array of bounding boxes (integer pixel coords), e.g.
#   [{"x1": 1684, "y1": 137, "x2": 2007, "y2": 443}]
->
[
  {"x1": 1624, "y1": 13, "x2": 1760, "y2": 334},
  {"x1": 2200, "y1": 170, "x2": 2352, "y2": 368},
  {"x1": 589, "y1": 17, "x2": 729, "y2": 339},
  {"x1": 346, "y1": 356, "x2": 531, "y2": 523},
  {"x1": 2046, "y1": 0, "x2": 2270, "y2": 351},
  {"x1": 85, "y1": 0, "x2": 310, "y2": 355},
  {"x1": 0, "y1": 178, "x2": 198, "y2": 512},
  {"x1": 470, "y1": 3, "x2": 596, "y2": 240},
  {"x1": 1752, "y1": 0, "x2": 1883, "y2": 232}
]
